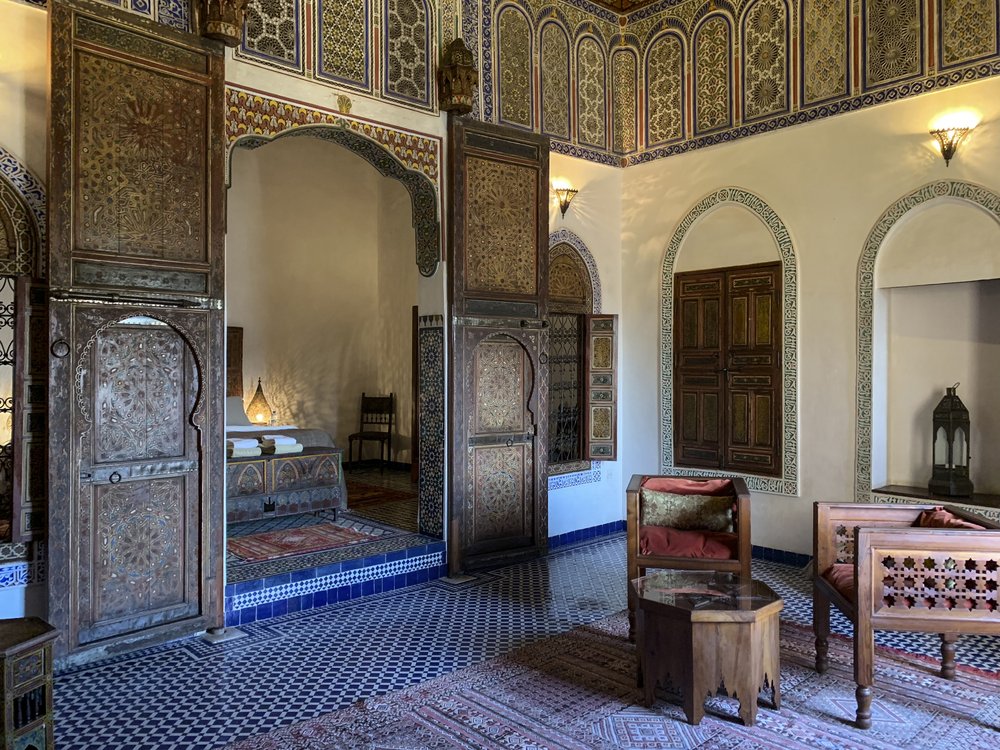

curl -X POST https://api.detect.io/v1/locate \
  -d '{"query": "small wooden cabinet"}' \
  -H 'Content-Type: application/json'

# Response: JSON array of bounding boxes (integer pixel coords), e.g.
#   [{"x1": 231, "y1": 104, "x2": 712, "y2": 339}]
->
[
  {"x1": 0, "y1": 618, "x2": 57, "y2": 750},
  {"x1": 226, "y1": 448, "x2": 346, "y2": 525}
]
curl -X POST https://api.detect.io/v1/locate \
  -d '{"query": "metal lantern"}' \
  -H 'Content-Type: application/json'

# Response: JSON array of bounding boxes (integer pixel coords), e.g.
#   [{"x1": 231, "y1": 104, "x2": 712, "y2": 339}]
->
[
  {"x1": 246, "y1": 378, "x2": 273, "y2": 426},
  {"x1": 928, "y1": 383, "x2": 973, "y2": 497}
]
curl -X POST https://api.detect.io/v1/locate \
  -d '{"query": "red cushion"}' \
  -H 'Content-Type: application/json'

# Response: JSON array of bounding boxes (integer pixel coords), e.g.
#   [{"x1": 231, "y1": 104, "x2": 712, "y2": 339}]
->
[
  {"x1": 641, "y1": 477, "x2": 735, "y2": 496},
  {"x1": 823, "y1": 563, "x2": 855, "y2": 602},
  {"x1": 913, "y1": 507, "x2": 986, "y2": 530},
  {"x1": 639, "y1": 525, "x2": 738, "y2": 559}
]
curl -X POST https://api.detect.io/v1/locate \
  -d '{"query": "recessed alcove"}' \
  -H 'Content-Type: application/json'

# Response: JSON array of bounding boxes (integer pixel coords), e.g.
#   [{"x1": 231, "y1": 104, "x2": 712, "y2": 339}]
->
[{"x1": 872, "y1": 198, "x2": 1000, "y2": 495}]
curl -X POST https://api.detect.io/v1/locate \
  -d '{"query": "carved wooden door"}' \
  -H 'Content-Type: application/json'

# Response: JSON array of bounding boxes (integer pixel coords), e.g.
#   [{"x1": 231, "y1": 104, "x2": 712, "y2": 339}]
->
[
  {"x1": 674, "y1": 262, "x2": 781, "y2": 476},
  {"x1": 47, "y1": 0, "x2": 225, "y2": 658},
  {"x1": 448, "y1": 118, "x2": 549, "y2": 573}
]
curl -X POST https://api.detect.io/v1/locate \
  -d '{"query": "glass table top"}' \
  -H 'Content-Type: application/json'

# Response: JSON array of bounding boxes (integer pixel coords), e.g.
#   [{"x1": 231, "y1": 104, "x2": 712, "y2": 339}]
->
[{"x1": 631, "y1": 570, "x2": 781, "y2": 613}]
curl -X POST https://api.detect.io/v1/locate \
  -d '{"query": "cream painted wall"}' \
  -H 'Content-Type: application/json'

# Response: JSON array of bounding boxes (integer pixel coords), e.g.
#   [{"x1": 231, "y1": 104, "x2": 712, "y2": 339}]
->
[
  {"x1": 621, "y1": 75, "x2": 1000, "y2": 554},
  {"x1": 884, "y1": 281, "x2": 1000, "y2": 493},
  {"x1": 546, "y1": 154, "x2": 625, "y2": 535},
  {"x1": 674, "y1": 204, "x2": 779, "y2": 273},
  {"x1": 227, "y1": 137, "x2": 417, "y2": 459},
  {"x1": 0, "y1": 1, "x2": 47, "y2": 178}
]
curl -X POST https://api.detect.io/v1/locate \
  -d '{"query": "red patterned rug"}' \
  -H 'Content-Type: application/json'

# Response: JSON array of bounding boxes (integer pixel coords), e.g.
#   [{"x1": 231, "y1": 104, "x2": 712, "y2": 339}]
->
[
  {"x1": 346, "y1": 479, "x2": 417, "y2": 506},
  {"x1": 226, "y1": 524, "x2": 379, "y2": 562},
  {"x1": 225, "y1": 614, "x2": 999, "y2": 749}
]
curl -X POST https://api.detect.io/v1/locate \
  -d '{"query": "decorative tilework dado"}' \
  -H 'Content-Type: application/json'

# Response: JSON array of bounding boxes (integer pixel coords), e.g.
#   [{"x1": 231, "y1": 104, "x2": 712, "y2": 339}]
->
[
  {"x1": 855, "y1": 180, "x2": 1000, "y2": 502},
  {"x1": 0, "y1": 542, "x2": 46, "y2": 590},
  {"x1": 225, "y1": 86, "x2": 442, "y2": 276},
  {"x1": 547, "y1": 228, "x2": 604, "y2": 491},
  {"x1": 659, "y1": 187, "x2": 799, "y2": 496},
  {"x1": 418, "y1": 317, "x2": 445, "y2": 537}
]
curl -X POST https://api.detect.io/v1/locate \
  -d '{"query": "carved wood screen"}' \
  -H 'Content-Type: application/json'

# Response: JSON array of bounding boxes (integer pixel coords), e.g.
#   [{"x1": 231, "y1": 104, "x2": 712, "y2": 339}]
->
[
  {"x1": 674, "y1": 262, "x2": 781, "y2": 475},
  {"x1": 47, "y1": 0, "x2": 226, "y2": 659},
  {"x1": 448, "y1": 118, "x2": 549, "y2": 573}
]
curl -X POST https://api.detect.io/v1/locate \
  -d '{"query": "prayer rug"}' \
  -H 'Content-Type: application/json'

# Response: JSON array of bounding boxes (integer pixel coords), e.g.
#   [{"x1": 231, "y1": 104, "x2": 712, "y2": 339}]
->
[
  {"x1": 346, "y1": 478, "x2": 417, "y2": 505},
  {"x1": 225, "y1": 613, "x2": 999, "y2": 749},
  {"x1": 226, "y1": 523, "x2": 379, "y2": 563}
]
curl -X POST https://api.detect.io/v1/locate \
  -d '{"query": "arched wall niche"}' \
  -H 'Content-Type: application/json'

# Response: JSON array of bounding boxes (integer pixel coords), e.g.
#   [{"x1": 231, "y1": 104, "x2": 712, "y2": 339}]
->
[
  {"x1": 864, "y1": 183, "x2": 1000, "y2": 497},
  {"x1": 660, "y1": 187, "x2": 799, "y2": 495},
  {"x1": 226, "y1": 129, "x2": 446, "y2": 539}
]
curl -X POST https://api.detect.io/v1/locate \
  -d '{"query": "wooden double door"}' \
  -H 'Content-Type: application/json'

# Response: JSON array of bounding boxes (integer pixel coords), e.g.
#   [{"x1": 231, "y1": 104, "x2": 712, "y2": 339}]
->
[
  {"x1": 674, "y1": 262, "x2": 782, "y2": 476},
  {"x1": 46, "y1": 0, "x2": 226, "y2": 659}
]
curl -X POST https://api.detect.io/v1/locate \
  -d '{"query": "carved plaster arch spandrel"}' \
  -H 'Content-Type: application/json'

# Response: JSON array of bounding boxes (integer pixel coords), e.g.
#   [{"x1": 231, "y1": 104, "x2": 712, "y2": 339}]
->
[
  {"x1": 855, "y1": 180, "x2": 1000, "y2": 502},
  {"x1": 659, "y1": 187, "x2": 799, "y2": 496},
  {"x1": 0, "y1": 145, "x2": 45, "y2": 277},
  {"x1": 225, "y1": 86, "x2": 442, "y2": 276}
]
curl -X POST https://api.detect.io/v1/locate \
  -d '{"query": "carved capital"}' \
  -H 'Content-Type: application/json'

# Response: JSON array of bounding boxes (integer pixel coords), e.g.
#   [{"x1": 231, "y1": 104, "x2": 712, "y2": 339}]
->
[
  {"x1": 200, "y1": 0, "x2": 249, "y2": 48},
  {"x1": 438, "y1": 38, "x2": 479, "y2": 115}
]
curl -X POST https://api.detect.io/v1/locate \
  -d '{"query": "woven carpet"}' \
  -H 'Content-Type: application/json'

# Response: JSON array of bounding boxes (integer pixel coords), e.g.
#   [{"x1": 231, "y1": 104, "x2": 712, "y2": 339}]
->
[
  {"x1": 225, "y1": 613, "x2": 999, "y2": 750},
  {"x1": 346, "y1": 479, "x2": 417, "y2": 505},
  {"x1": 226, "y1": 523, "x2": 379, "y2": 562}
]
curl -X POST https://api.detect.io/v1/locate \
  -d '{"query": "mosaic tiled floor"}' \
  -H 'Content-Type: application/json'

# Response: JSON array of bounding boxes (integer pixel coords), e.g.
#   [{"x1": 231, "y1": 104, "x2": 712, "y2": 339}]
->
[{"x1": 54, "y1": 536, "x2": 1000, "y2": 750}]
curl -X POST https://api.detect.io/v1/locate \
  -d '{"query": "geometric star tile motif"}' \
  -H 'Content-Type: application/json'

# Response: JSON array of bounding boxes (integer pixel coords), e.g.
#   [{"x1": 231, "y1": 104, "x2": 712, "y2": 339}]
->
[{"x1": 52, "y1": 537, "x2": 1000, "y2": 750}]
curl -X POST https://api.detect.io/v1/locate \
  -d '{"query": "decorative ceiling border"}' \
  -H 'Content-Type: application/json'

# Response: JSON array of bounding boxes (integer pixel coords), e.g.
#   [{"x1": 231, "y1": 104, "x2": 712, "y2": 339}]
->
[
  {"x1": 224, "y1": 85, "x2": 441, "y2": 188},
  {"x1": 659, "y1": 186, "x2": 799, "y2": 496},
  {"x1": 855, "y1": 180, "x2": 1000, "y2": 501},
  {"x1": 0, "y1": 145, "x2": 47, "y2": 249},
  {"x1": 548, "y1": 227, "x2": 605, "y2": 490}
]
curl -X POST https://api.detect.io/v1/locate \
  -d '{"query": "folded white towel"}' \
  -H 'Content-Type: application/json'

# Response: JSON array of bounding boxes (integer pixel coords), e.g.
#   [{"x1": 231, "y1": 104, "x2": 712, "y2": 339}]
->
[
  {"x1": 227, "y1": 438, "x2": 258, "y2": 450},
  {"x1": 227, "y1": 446, "x2": 262, "y2": 458},
  {"x1": 261, "y1": 442, "x2": 304, "y2": 455},
  {"x1": 261, "y1": 434, "x2": 297, "y2": 446}
]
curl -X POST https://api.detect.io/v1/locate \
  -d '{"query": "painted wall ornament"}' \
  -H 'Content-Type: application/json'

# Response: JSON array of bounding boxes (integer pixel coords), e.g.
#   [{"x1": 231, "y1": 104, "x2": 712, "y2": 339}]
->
[
  {"x1": 200, "y1": 0, "x2": 250, "y2": 47},
  {"x1": 438, "y1": 38, "x2": 479, "y2": 115}
]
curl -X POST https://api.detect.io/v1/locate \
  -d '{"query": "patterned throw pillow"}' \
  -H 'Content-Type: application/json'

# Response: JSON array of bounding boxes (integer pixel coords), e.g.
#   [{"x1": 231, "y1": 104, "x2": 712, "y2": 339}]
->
[{"x1": 639, "y1": 489, "x2": 734, "y2": 532}]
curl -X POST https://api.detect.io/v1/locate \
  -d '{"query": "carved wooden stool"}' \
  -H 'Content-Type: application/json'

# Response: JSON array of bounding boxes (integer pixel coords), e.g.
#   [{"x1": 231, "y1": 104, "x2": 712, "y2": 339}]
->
[{"x1": 0, "y1": 618, "x2": 57, "y2": 750}]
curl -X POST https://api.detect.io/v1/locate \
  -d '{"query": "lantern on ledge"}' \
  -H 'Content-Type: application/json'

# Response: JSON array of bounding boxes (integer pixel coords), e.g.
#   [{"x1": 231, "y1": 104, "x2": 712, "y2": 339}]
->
[{"x1": 928, "y1": 383, "x2": 973, "y2": 497}]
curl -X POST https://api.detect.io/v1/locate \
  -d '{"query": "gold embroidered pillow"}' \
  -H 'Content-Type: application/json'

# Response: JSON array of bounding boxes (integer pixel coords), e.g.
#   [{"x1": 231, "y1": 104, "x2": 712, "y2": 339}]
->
[{"x1": 639, "y1": 489, "x2": 734, "y2": 532}]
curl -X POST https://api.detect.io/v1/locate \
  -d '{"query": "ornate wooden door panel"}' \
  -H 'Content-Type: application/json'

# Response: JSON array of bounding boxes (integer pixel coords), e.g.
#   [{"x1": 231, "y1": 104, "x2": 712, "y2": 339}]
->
[
  {"x1": 47, "y1": 0, "x2": 225, "y2": 659},
  {"x1": 465, "y1": 336, "x2": 536, "y2": 557},
  {"x1": 448, "y1": 119, "x2": 549, "y2": 573}
]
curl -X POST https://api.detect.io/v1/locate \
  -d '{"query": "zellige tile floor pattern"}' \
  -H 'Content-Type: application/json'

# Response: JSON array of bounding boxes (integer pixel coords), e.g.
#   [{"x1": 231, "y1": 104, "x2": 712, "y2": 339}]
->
[{"x1": 54, "y1": 535, "x2": 1000, "y2": 750}]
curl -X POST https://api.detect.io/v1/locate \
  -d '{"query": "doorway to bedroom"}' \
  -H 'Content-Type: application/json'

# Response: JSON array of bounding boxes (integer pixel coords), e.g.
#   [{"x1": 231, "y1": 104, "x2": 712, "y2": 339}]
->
[{"x1": 221, "y1": 131, "x2": 446, "y2": 626}]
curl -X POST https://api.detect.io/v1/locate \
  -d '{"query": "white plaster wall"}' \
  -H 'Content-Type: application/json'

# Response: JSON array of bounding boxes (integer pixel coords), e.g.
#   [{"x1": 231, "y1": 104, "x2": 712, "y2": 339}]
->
[
  {"x1": 227, "y1": 137, "x2": 417, "y2": 457},
  {"x1": 621, "y1": 75, "x2": 1000, "y2": 554},
  {"x1": 884, "y1": 281, "x2": 1000, "y2": 493},
  {"x1": 0, "y1": 1, "x2": 47, "y2": 178},
  {"x1": 674, "y1": 204, "x2": 779, "y2": 272},
  {"x1": 546, "y1": 154, "x2": 625, "y2": 535}
]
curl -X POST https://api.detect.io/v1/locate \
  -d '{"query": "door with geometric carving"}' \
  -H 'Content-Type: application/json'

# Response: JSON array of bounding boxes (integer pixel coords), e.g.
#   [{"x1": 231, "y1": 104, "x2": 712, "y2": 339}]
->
[
  {"x1": 47, "y1": 0, "x2": 226, "y2": 658},
  {"x1": 448, "y1": 118, "x2": 549, "y2": 573}
]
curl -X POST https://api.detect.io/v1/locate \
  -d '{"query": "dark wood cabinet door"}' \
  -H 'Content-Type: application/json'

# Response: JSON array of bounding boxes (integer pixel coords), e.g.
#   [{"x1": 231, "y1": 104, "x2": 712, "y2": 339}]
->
[
  {"x1": 47, "y1": 0, "x2": 225, "y2": 659},
  {"x1": 674, "y1": 263, "x2": 781, "y2": 476},
  {"x1": 448, "y1": 118, "x2": 549, "y2": 573}
]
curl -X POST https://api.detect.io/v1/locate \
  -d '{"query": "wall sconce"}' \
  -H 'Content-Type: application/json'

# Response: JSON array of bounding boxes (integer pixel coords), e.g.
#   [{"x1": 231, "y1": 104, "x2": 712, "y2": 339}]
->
[
  {"x1": 554, "y1": 186, "x2": 579, "y2": 218},
  {"x1": 246, "y1": 378, "x2": 273, "y2": 425},
  {"x1": 930, "y1": 126, "x2": 971, "y2": 167}
]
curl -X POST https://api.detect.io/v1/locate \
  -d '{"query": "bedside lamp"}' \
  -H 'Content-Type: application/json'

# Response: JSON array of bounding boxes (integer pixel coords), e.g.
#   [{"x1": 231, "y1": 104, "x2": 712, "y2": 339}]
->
[{"x1": 246, "y1": 378, "x2": 273, "y2": 425}]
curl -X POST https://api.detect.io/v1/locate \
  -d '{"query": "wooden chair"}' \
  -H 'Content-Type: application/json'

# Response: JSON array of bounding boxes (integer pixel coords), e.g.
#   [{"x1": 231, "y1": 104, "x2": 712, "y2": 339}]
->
[
  {"x1": 347, "y1": 393, "x2": 394, "y2": 470},
  {"x1": 626, "y1": 474, "x2": 752, "y2": 636},
  {"x1": 813, "y1": 501, "x2": 1000, "y2": 729}
]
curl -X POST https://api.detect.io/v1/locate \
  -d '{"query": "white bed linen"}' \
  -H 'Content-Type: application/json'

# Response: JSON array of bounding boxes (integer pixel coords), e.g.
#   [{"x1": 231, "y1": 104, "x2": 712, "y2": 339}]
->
[{"x1": 225, "y1": 424, "x2": 299, "y2": 432}]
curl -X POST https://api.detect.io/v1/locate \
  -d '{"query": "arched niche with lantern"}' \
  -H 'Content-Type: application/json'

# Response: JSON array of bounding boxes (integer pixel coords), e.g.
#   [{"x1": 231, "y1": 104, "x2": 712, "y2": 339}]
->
[{"x1": 929, "y1": 383, "x2": 973, "y2": 497}]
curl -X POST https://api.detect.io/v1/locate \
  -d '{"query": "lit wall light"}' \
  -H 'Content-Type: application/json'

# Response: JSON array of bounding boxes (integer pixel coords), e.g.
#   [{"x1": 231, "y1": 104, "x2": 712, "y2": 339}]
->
[
  {"x1": 246, "y1": 378, "x2": 273, "y2": 425},
  {"x1": 929, "y1": 110, "x2": 980, "y2": 167},
  {"x1": 552, "y1": 179, "x2": 579, "y2": 219}
]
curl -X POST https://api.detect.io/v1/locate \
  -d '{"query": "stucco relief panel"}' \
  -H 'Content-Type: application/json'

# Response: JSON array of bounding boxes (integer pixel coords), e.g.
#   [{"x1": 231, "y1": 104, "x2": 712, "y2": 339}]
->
[
  {"x1": 939, "y1": 0, "x2": 998, "y2": 69},
  {"x1": 464, "y1": 157, "x2": 537, "y2": 296},
  {"x1": 577, "y1": 37, "x2": 607, "y2": 149},
  {"x1": 497, "y1": 6, "x2": 533, "y2": 128},
  {"x1": 384, "y1": 0, "x2": 432, "y2": 106},
  {"x1": 316, "y1": 0, "x2": 371, "y2": 89},
  {"x1": 694, "y1": 16, "x2": 733, "y2": 134},
  {"x1": 801, "y1": 0, "x2": 850, "y2": 104},
  {"x1": 864, "y1": 0, "x2": 922, "y2": 88},
  {"x1": 240, "y1": 0, "x2": 303, "y2": 70},
  {"x1": 540, "y1": 22, "x2": 571, "y2": 139},
  {"x1": 646, "y1": 33, "x2": 684, "y2": 145},
  {"x1": 612, "y1": 50, "x2": 638, "y2": 154},
  {"x1": 741, "y1": 0, "x2": 788, "y2": 121}
]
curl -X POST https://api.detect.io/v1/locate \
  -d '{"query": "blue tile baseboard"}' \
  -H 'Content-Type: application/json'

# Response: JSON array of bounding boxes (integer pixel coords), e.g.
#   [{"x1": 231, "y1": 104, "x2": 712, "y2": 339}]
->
[
  {"x1": 752, "y1": 545, "x2": 811, "y2": 569},
  {"x1": 548, "y1": 520, "x2": 625, "y2": 549},
  {"x1": 224, "y1": 541, "x2": 446, "y2": 626}
]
